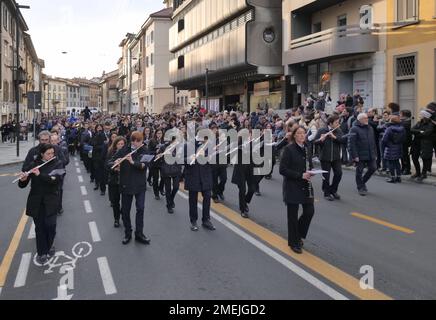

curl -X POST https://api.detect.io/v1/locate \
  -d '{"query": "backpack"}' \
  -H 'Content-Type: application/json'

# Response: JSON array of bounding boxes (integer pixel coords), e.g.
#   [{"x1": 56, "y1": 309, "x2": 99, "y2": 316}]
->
[{"x1": 391, "y1": 129, "x2": 405, "y2": 145}]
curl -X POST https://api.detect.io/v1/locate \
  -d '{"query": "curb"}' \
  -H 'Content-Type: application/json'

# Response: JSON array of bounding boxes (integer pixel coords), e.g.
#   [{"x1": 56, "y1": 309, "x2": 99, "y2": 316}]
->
[{"x1": 341, "y1": 165, "x2": 436, "y2": 187}]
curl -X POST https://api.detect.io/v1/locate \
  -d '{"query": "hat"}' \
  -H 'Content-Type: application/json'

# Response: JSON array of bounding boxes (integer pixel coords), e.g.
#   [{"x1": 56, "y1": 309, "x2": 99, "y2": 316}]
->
[
  {"x1": 318, "y1": 92, "x2": 325, "y2": 98},
  {"x1": 420, "y1": 110, "x2": 432, "y2": 119}
]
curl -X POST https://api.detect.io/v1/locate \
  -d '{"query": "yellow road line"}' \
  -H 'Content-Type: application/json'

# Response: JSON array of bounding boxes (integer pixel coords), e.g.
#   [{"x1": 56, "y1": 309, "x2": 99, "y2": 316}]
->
[
  {"x1": 0, "y1": 210, "x2": 28, "y2": 287},
  {"x1": 181, "y1": 185, "x2": 392, "y2": 300},
  {"x1": 351, "y1": 212, "x2": 415, "y2": 235}
]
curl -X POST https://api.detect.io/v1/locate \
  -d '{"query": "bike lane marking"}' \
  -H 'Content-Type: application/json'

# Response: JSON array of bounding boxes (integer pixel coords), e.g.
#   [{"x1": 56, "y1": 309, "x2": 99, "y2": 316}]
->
[
  {"x1": 84, "y1": 200, "x2": 93, "y2": 214},
  {"x1": 89, "y1": 222, "x2": 101, "y2": 243},
  {"x1": 97, "y1": 257, "x2": 117, "y2": 296},
  {"x1": 80, "y1": 186, "x2": 88, "y2": 196},
  {"x1": 78, "y1": 176, "x2": 84, "y2": 183},
  {"x1": 14, "y1": 253, "x2": 32, "y2": 288},
  {"x1": 0, "y1": 210, "x2": 28, "y2": 290}
]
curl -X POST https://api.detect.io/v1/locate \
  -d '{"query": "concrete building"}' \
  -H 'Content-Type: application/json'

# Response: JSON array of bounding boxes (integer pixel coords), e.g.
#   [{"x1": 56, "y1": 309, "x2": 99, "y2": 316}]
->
[
  {"x1": 386, "y1": 0, "x2": 436, "y2": 120},
  {"x1": 118, "y1": 33, "x2": 136, "y2": 114},
  {"x1": 100, "y1": 70, "x2": 119, "y2": 114},
  {"x1": 43, "y1": 76, "x2": 68, "y2": 116},
  {"x1": 169, "y1": 0, "x2": 283, "y2": 112},
  {"x1": 129, "y1": 37, "x2": 141, "y2": 114},
  {"x1": 283, "y1": 0, "x2": 388, "y2": 110},
  {"x1": 66, "y1": 81, "x2": 80, "y2": 116}
]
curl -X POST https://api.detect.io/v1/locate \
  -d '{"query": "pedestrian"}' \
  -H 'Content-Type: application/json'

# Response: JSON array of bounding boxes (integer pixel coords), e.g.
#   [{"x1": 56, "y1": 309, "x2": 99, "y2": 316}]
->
[
  {"x1": 381, "y1": 114, "x2": 406, "y2": 183},
  {"x1": 411, "y1": 110, "x2": 436, "y2": 182},
  {"x1": 314, "y1": 115, "x2": 344, "y2": 201},
  {"x1": 148, "y1": 129, "x2": 166, "y2": 200},
  {"x1": 377, "y1": 111, "x2": 391, "y2": 172},
  {"x1": 107, "y1": 136, "x2": 127, "y2": 228},
  {"x1": 160, "y1": 140, "x2": 183, "y2": 214},
  {"x1": 279, "y1": 126, "x2": 315, "y2": 255},
  {"x1": 400, "y1": 110, "x2": 413, "y2": 175},
  {"x1": 109, "y1": 131, "x2": 151, "y2": 245},
  {"x1": 91, "y1": 124, "x2": 107, "y2": 195},
  {"x1": 18, "y1": 144, "x2": 65, "y2": 265},
  {"x1": 348, "y1": 113, "x2": 378, "y2": 196}
]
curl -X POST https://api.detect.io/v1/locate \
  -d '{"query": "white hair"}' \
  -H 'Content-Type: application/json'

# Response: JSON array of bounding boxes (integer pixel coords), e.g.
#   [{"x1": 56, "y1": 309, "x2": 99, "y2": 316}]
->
[{"x1": 357, "y1": 113, "x2": 368, "y2": 121}]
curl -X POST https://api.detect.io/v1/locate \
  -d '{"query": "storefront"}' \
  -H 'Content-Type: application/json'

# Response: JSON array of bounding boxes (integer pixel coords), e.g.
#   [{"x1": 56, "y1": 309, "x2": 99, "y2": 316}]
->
[{"x1": 249, "y1": 79, "x2": 283, "y2": 111}]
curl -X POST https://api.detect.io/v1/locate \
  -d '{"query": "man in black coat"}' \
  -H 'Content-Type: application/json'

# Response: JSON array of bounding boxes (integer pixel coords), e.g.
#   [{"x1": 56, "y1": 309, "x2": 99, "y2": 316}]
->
[
  {"x1": 184, "y1": 139, "x2": 216, "y2": 232},
  {"x1": 400, "y1": 110, "x2": 413, "y2": 175},
  {"x1": 109, "y1": 132, "x2": 150, "y2": 245},
  {"x1": 348, "y1": 113, "x2": 378, "y2": 196}
]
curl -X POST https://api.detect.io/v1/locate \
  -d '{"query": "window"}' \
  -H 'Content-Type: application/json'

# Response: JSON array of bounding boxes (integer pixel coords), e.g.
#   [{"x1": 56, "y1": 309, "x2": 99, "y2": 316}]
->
[
  {"x1": 397, "y1": 0, "x2": 418, "y2": 22},
  {"x1": 178, "y1": 19, "x2": 185, "y2": 32},
  {"x1": 337, "y1": 15, "x2": 347, "y2": 28},
  {"x1": 3, "y1": 7, "x2": 8, "y2": 31},
  {"x1": 396, "y1": 55, "x2": 416, "y2": 78},
  {"x1": 178, "y1": 55, "x2": 185, "y2": 69},
  {"x1": 146, "y1": 56, "x2": 149, "y2": 67},
  {"x1": 150, "y1": 53, "x2": 154, "y2": 66},
  {"x1": 150, "y1": 31, "x2": 154, "y2": 44},
  {"x1": 312, "y1": 22, "x2": 321, "y2": 33}
]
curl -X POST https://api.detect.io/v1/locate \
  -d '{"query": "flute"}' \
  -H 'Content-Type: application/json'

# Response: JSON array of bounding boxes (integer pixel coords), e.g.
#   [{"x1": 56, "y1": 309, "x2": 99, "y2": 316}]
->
[
  {"x1": 225, "y1": 134, "x2": 263, "y2": 157},
  {"x1": 190, "y1": 141, "x2": 210, "y2": 165},
  {"x1": 111, "y1": 144, "x2": 145, "y2": 170},
  {"x1": 154, "y1": 141, "x2": 180, "y2": 162},
  {"x1": 13, "y1": 157, "x2": 57, "y2": 184}
]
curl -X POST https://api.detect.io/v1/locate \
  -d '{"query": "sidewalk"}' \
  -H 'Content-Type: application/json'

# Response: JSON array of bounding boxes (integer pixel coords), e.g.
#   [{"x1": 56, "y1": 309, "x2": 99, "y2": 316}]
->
[{"x1": 0, "y1": 138, "x2": 36, "y2": 167}]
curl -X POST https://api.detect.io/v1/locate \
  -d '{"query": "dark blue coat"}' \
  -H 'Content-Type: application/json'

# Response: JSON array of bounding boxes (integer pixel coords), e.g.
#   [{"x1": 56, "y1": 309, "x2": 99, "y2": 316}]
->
[
  {"x1": 382, "y1": 124, "x2": 406, "y2": 161},
  {"x1": 348, "y1": 121, "x2": 378, "y2": 161}
]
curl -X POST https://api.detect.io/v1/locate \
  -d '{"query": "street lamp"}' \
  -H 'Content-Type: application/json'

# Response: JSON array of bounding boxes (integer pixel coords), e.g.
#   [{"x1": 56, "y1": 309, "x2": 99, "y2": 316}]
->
[{"x1": 14, "y1": 3, "x2": 30, "y2": 157}]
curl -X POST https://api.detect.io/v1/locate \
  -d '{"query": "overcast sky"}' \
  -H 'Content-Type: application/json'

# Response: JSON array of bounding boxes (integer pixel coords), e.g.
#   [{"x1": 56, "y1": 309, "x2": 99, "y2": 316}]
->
[{"x1": 20, "y1": 0, "x2": 164, "y2": 79}]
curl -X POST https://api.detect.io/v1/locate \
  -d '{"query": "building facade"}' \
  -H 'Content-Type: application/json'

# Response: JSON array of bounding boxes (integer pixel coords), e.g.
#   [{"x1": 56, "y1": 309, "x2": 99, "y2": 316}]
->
[
  {"x1": 283, "y1": 0, "x2": 388, "y2": 110},
  {"x1": 1, "y1": 0, "x2": 44, "y2": 125},
  {"x1": 169, "y1": 0, "x2": 283, "y2": 112},
  {"x1": 386, "y1": 0, "x2": 436, "y2": 120},
  {"x1": 100, "y1": 70, "x2": 119, "y2": 114},
  {"x1": 43, "y1": 76, "x2": 68, "y2": 116}
]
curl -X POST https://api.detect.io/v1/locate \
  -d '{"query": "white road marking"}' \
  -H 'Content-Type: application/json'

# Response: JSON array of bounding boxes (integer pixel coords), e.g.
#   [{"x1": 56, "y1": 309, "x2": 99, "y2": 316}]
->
[
  {"x1": 75, "y1": 162, "x2": 79, "y2": 167},
  {"x1": 78, "y1": 176, "x2": 84, "y2": 183},
  {"x1": 76, "y1": 168, "x2": 81, "y2": 174},
  {"x1": 97, "y1": 257, "x2": 117, "y2": 295},
  {"x1": 28, "y1": 223, "x2": 36, "y2": 240},
  {"x1": 80, "y1": 186, "x2": 88, "y2": 196},
  {"x1": 178, "y1": 192, "x2": 349, "y2": 301},
  {"x1": 14, "y1": 253, "x2": 32, "y2": 288},
  {"x1": 84, "y1": 200, "x2": 93, "y2": 214},
  {"x1": 89, "y1": 222, "x2": 101, "y2": 243}
]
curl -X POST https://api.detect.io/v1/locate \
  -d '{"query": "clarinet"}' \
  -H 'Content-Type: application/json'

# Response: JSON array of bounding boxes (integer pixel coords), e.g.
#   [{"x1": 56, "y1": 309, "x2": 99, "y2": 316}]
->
[{"x1": 305, "y1": 144, "x2": 315, "y2": 199}]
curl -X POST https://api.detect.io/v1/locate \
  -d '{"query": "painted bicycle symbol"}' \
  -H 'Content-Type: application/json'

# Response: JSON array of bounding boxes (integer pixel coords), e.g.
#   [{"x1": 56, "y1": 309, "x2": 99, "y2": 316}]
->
[{"x1": 33, "y1": 242, "x2": 93, "y2": 274}]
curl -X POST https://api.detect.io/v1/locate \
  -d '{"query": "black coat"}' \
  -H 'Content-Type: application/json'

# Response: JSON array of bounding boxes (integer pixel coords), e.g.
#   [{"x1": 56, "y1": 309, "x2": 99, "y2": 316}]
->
[
  {"x1": 348, "y1": 122, "x2": 378, "y2": 161},
  {"x1": 280, "y1": 143, "x2": 314, "y2": 205},
  {"x1": 109, "y1": 145, "x2": 148, "y2": 195},
  {"x1": 91, "y1": 132, "x2": 107, "y2": 161},
  {"x1": 22, "y1": 145, "x2": 68, "y2": 172},
  {"x1": 231, "y1": 138, "x2": 255, "y2": 187},
  {"x1": 314, "y1": 127, "x2": 344, "y2": 162},
  {"x1": 183, "y1": 143, "x2": 213, "y2": 192},
  {"x1": 411, "y1": 121, "x2": 436, "y2": 159},
  {"x1": 18, "y1": 159, "x2": 64, "y2": 218}
]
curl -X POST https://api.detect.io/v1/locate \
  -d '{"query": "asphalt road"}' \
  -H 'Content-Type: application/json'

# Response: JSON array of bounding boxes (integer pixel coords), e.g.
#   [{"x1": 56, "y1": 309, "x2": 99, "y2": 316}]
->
[{"x1": 0, "y1": 158, "x2": 435, "y2": 300}]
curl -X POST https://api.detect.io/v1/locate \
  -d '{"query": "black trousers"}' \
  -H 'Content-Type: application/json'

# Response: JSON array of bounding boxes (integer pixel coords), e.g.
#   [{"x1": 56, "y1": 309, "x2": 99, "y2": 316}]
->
[
  {"x1": 422, "y1": 158, "x2": 433, "y2": 175},
  {"x1": 321, "y1": 160, "x2": 343, "y2": 196},
  {"x1": 189, "y1": 190, "x2": 211, "y2": 224},
  {"x1": 164, "y1": 176, "x2": 180, "y2": 208},
  {"x1": 34, "y1": 206, "x2": 57, "y2": 256},
  {"x1": 238, "y1": 179, "x2": 256, "y2": 213},
  {"x1": 401, "y1": 144, "x2": 411, "y2": 173},
  {"x1": 286, "y1": 203, "x2": 315, "y2": 247},
  {"x1": 150, "y1": 167, "x2": 164, "y2": 196},
  {"x1": 411, "y1": 149, "x2": 421, "y2": 176},
  {"x1": 387, "y1": 160, "x2": 402, "y2": 177},
  {"x1": 108, "y1": 184, "x2": 121, "y2": 222},
  {"x1": 93, "y1": 159, "x2": 106, "y2": 193},
  {"x1": 212, "y1": 166, "x2": 227, "y2": 198},
  {"x1": 356, "y1": 160, "x2": 377, "y2": 190},
  {"x1": 121, "y1": 191, "x2": 146, "y2": 237}
]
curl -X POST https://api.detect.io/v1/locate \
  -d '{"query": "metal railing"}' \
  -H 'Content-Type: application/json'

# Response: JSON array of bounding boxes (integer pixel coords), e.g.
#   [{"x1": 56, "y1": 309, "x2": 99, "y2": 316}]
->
[{"x1": 290, "y1": 24, "x2": 380, "y2": 50}]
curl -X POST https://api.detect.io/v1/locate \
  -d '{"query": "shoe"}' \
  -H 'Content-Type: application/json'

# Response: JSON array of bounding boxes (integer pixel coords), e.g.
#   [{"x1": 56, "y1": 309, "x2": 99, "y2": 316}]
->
[
  {"x1": 122, "y1": 235, "x2": 132, "y2": 245},
  {"x1": 94, "y1": 186, "x2": 99, "y2": 191},
  {"x1": 411, "y1": 174, "x2": 420, "y2": 179},
  {"x1": 213, "y1": 197, "x2": 220, "y2": 204},
  {"x1": 265, "y1": 175, "x2": 272, "y2": 180},
  {"x1": 202, "y1": 220, "x2": 216, "y2": 231},
  {"x1": 324, "y1": 194, "x2": 335, "y2": 201},
  {"x1": 148, "y1": 181, "x2": 153, "y2": 187},
  {"x1": 358, "y1": 189, "x2": 367, "y2": 196},
  {"x1": 90, "y1": 179, "x2": 95, "y2": 183},
  {"x1": 171, "y1": 202, "x2": 176, "y2": 209},
  {"x1": 160, "y1": 191, "x2": 166, "y2": 197},
  {"x1": 167, "y1": 207, "x2": 174, "y2": 214},
  {"x1": 290, "y1": 246, "x2": 303, "y2": 255},
  {"x1": 58, "y1": 209, "x2": 64, "y2": 216},
  {"x1": 218, "y1": 194, "x2": 225, "y2": 201},
  {"x1": 191, "y1": 223, "x2": 199, "y2": 232},
  {"x1": 135, "y1": 234, "x2": 151, "y2": 245},
  {"x1": 155, "y1": 195, "x2": 161, "y2": 200},
  {"x1": 332, "y1": 193, "x2": 341, "y2": 200},
  {"x1": 417, "y1": 175, "x2": 427, "y2": 183},
  {"x1": 396, "y1": 177, "x2": 402, "y2": 183},
  {"x1": 255, "y1": 191, "x2": 261, "y2": 197},
  {"x1": 48, "y1": 247, "x2": 56, "y2": 258},
  {"x1": 241, "y1": 211, "x2": 249, "y2": 219},
  {"x1": 299, "y1": 240, "x2": 305, "y2": 248},
  {"x1": 363, "y1": 185, "x2": 368, "y2": 192},
  {"x1": 402, "y1": 171, "x2": 411, "y2": 176},
  {"x1": 386, "y1": 177, "x2": 396, "y2": 184},
  {"x1": 114, "y1": 221, "x2": 120, "y2": 228},
  {"x1": 100, "y1": 191, "x2": 106, "y2": 196},
  {"x1": 36, "y1": 255, "x2": 49, "y2": 265},
  {"x1": 245, "y1": 206, "x2": 250, "y2": 213}
]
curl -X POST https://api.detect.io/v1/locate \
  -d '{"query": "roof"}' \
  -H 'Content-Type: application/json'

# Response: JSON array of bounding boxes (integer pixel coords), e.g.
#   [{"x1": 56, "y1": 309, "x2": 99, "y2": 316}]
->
[{"x1": 150, "y1": 7, "x2": 173, "y2": 18}]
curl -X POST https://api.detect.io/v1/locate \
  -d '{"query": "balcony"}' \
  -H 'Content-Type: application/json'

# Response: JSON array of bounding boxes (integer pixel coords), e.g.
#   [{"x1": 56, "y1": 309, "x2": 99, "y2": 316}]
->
[{"x1": 285, "y1": 24, "x2": 380, "y2": 65}]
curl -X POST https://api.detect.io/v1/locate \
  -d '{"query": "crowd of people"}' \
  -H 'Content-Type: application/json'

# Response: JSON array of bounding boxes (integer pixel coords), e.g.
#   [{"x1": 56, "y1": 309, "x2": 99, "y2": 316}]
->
[{"x1": 16, "y1": 96, "x2": 436, "y2": 262}]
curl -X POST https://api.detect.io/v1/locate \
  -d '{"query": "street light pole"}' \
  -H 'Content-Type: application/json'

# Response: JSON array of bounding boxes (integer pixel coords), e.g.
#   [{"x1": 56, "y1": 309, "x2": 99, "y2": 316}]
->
[
  {"x1": 15, "y1": 3, "x2": 30, "y2": 157},
  {"x1": 205, "y1": 68, "x2": 209, "y2": 111}
]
